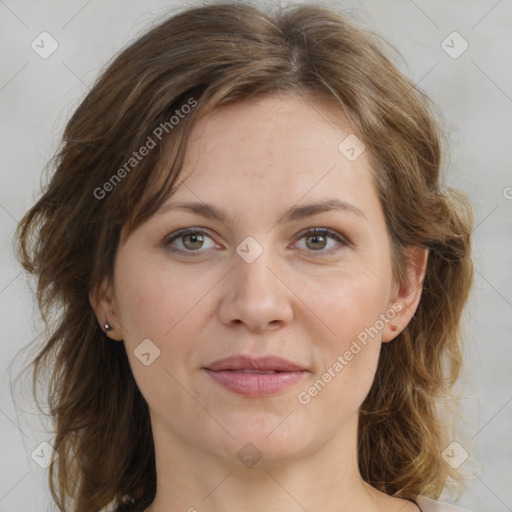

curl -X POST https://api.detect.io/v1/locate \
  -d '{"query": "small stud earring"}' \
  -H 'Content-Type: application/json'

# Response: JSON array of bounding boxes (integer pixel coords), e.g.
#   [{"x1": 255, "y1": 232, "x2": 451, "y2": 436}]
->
[
  {"x1": 104, "y1": 322, "x2": 112, "y2": 331},
  {"x1": 390, "y1": 323, "x2": 399, "y2": 332}
]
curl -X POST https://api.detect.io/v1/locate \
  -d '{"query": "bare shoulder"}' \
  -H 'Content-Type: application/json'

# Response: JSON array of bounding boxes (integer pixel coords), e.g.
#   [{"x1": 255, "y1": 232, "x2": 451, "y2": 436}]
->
[
  {"x1": 363, "y1": 485, "x2": 421, "y2": 512},
  {"x1": 387, "y1": 496, "x2": 421, "y2": 511}
]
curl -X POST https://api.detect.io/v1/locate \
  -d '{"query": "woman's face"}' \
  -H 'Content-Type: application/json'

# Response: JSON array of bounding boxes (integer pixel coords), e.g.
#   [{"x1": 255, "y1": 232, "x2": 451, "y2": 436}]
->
[{"x1": 96, "y1": 94, "x2": 425, "y2": 467}]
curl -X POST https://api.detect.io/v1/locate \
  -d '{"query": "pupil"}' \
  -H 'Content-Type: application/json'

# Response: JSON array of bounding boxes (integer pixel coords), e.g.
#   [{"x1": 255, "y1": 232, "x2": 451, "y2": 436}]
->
[
  {"x1": 308, "y1": 234, "x2": 326, "y2": 250},
  {"x1": 185, "y1": 233, "x2": 202, "y2": 249}
]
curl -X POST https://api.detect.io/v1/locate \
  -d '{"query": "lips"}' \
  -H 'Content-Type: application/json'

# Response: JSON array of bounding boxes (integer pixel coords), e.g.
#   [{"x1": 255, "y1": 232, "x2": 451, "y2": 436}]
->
[
  {"x1": 204, "y1": 355, "x2": 306, "y2": 372},
  {"x1": 203, "y1": 355, "x2": 307, "y2": 397}
]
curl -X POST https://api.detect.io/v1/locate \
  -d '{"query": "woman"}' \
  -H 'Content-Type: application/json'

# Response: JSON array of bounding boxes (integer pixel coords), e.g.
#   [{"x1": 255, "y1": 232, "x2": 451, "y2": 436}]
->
[{"x1": 15, "y1": 2, "x2": 474, "y2": 511}]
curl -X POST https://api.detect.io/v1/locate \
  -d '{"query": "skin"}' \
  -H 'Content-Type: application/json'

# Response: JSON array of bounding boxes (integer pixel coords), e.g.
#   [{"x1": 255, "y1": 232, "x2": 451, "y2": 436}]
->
[{"x1": 91, "y1": 94, "x2": 428, "y2": 512}]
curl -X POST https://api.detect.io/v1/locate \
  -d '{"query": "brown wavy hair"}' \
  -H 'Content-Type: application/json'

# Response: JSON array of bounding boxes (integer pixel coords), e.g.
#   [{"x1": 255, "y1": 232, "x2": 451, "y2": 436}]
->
[{"x1": 14, "y1": 2, "x2": 473, "y2": 511}]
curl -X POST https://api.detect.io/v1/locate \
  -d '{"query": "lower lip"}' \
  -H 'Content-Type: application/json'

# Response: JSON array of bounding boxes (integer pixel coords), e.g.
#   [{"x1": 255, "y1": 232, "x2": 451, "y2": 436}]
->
[{"x1": 204, "y1": 369, "x2": 305, "y2": 397}]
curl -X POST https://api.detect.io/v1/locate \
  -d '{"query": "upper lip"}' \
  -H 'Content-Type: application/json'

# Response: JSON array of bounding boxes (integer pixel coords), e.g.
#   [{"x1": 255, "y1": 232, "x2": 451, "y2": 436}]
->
[{"x1": 204, "y1": 355, "x2": 306, "y2": 372}]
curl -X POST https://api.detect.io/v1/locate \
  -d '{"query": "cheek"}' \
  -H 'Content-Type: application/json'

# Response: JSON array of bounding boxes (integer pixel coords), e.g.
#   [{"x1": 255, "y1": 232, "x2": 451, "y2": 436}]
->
[
  {"x1": 296, "y1": 265, "x2": 389, "y2": 406},
  {"x1": 113, "y1": 253, "x2": 207, "y2": 406},
  {"x1": 113, "y1": 252, "x2": 215, "y2": 387},
  {"x1": 303, "y1": 261, "x2": 392, "y2": 343},
  {"x1": 114, "y1": 267, "x2": 164, "y2": 339},
  {"x1": 114, "y1": 249, "x2": 198, "y2": 340}
]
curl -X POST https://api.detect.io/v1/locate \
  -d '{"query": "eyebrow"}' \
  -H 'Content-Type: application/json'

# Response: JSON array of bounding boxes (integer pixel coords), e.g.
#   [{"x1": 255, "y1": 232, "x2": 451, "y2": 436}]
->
[{"x1": 156, "y1": 198, "x2": 367, "y2": 224}]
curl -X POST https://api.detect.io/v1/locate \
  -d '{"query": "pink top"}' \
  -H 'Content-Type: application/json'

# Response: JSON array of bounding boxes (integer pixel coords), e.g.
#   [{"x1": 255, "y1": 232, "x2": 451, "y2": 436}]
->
[{"x1": 417, "y1": 496, "x2": 473, "y2": 511}]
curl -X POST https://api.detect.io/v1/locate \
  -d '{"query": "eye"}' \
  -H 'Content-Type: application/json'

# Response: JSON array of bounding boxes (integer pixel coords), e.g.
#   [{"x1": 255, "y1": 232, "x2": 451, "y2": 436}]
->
[
  {"x1": 293, "y1": 228, "x2": 349, "y2": 255},
  {"x1": 162, "y1": 226, "x2": 350, "y2": 258},
  {"x1": 163, "y1": 228, "x2": 218, "y2": 256}
]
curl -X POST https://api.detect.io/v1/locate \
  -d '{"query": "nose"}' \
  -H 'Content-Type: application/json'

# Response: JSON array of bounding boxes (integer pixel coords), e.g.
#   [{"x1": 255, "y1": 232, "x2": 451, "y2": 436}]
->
[{"x1": 217, "y1": 246, "x2": 294, "y2": 333}]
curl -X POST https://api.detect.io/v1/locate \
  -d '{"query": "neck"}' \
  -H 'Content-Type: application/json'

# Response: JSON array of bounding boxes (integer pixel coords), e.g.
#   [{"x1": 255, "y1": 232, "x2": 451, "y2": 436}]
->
[{"x1": 144, "y1": 412, "x2": 385, "y2": 512}]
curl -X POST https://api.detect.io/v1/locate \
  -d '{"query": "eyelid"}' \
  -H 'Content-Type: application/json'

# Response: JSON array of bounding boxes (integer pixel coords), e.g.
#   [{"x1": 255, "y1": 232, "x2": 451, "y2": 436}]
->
[
  {"x1": 292, "y1": 227, "x2": 352, "y2": 255},
  {"x1": 162, "y1": 227, "x2": 219, "y2": 255},
  {"x1": 162, "y1": 226, "x2": 351, "y2": 256}
]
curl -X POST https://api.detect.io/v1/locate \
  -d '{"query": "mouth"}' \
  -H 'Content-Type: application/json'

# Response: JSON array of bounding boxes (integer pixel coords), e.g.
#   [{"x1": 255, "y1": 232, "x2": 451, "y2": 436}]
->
[{"x1": 203, "y1": 355, "x2": 307, "y2": 397}]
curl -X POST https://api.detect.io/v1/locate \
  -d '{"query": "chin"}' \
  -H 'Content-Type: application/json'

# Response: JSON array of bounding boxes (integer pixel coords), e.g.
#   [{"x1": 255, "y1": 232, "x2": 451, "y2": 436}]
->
[{"x1": 208, "y1": 420, "x2": 317, "y2": 468}]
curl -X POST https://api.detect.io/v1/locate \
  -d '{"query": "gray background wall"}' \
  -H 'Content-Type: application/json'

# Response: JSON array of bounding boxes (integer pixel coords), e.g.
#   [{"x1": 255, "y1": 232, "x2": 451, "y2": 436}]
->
[{"x1": 1, "y1": 0, "x2": 510, "y2": 510}]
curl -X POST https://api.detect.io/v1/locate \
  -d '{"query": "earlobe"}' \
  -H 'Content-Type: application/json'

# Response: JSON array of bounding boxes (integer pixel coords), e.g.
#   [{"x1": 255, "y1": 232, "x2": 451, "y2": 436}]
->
[
  {"x1": 382, "y1": 246, "x2": 429, "y2": 342},
  {"x1": 89, "y1": 278, "x2": 123, "y2": 341}
]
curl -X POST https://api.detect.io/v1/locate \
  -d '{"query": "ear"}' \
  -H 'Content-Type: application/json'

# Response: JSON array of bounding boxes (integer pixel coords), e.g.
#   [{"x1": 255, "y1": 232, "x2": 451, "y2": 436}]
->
[
  {"x1": 89, "y1": 277, "x2": 123, "y2": 341},
  {"x1": 382, "y1": 245, "x2": 429, "y2": 342}
]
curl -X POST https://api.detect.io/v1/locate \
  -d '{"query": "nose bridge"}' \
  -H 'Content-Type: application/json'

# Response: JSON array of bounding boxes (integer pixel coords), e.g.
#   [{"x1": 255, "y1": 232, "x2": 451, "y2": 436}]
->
[
  {"x1": 245, "y1": 243, "x2": 274, "y2": 279},
  {"x1": 218, "y1": 236, "x2": 293, "y2": 330},
  {"x1": 233, "y1": 239, "x2": 280, "y2": 301}
]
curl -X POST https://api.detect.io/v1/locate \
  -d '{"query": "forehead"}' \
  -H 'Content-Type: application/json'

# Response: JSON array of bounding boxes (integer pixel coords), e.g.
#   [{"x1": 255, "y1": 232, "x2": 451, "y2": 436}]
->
[
  {"x1": 162, "y1": 99, "x2": 380, "y2": 231},
  {"x1": 175, "y1": 94, "x2": 375, "y2": 199}
]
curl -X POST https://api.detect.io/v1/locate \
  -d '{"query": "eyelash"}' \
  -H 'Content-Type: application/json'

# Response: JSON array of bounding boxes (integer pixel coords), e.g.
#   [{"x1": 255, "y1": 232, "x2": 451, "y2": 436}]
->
[{"x1": 162, "y1": 227, "x2": 350, "y2": 258}]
